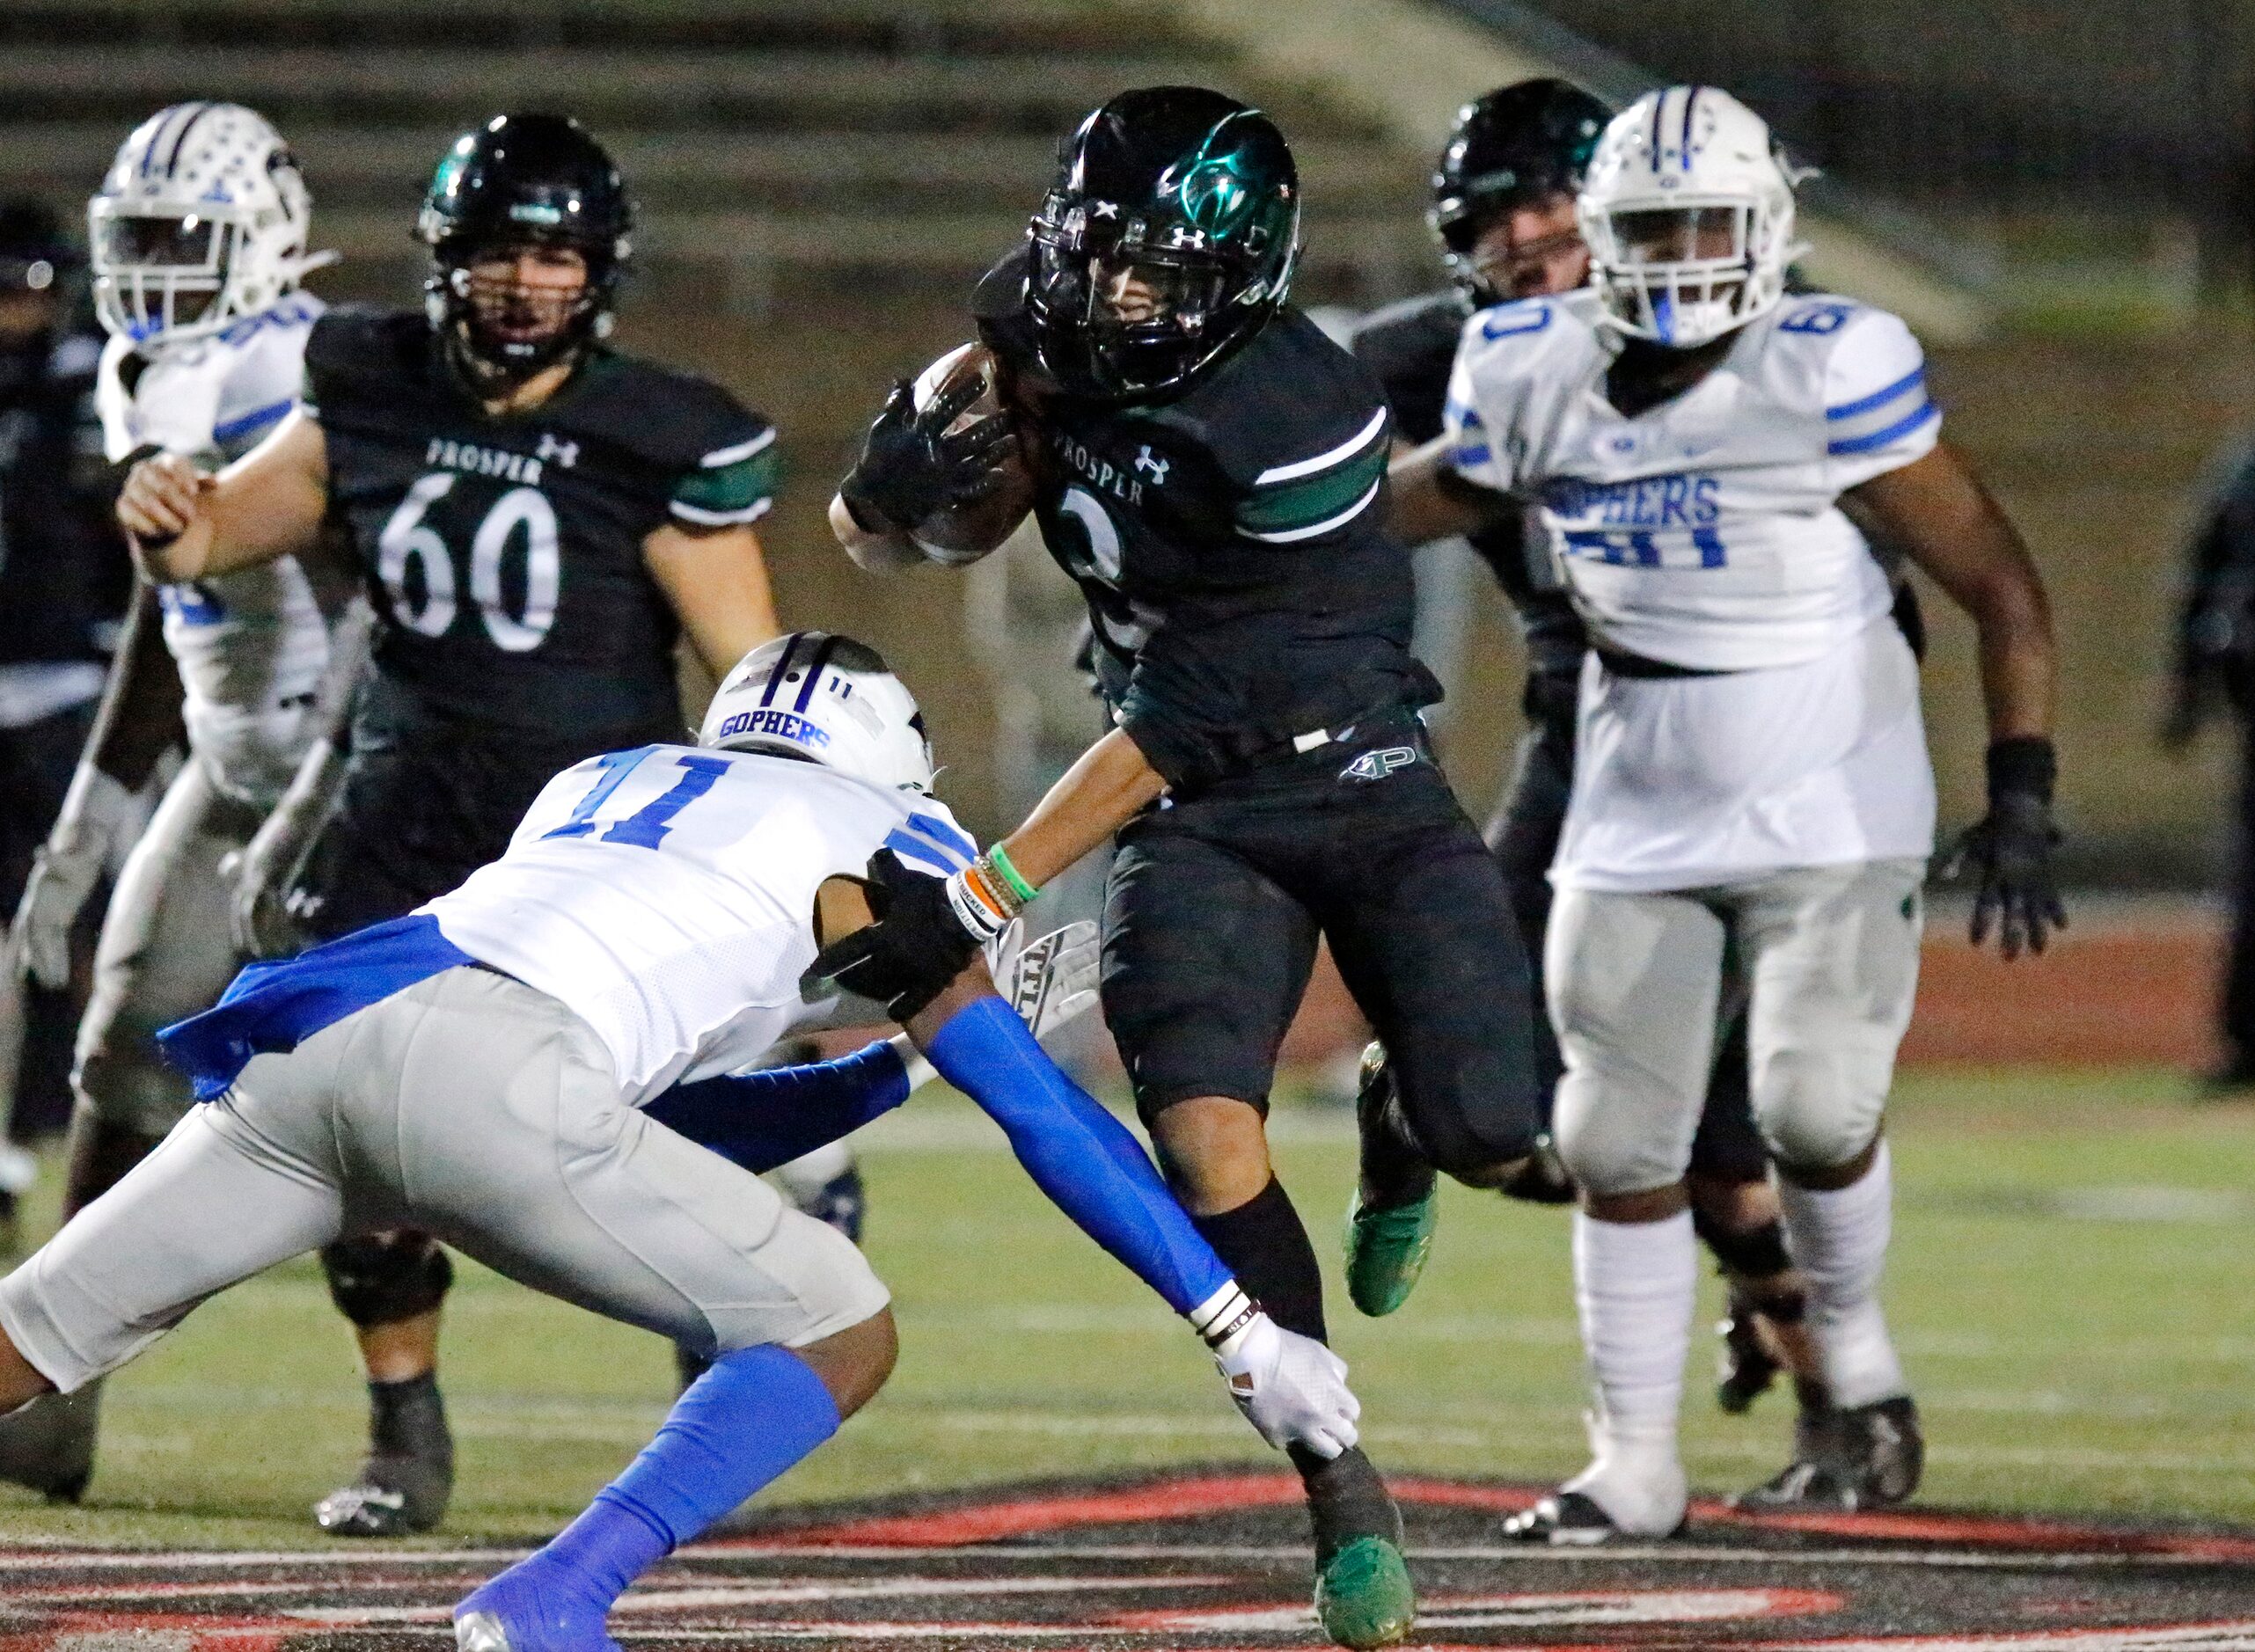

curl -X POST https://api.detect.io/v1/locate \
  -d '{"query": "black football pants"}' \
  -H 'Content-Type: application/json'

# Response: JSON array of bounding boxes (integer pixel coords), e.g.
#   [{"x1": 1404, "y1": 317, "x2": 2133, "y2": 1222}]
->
[{"x1": 1102, "y1": 721, "x2": 1543, "y2": 1180}]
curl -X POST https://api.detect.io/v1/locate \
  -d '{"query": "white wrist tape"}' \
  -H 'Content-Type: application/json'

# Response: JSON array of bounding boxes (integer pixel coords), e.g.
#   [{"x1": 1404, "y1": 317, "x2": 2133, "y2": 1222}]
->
[{"x1": 1188, "y1": 1280, "x2": 1261, "y2": 1355}]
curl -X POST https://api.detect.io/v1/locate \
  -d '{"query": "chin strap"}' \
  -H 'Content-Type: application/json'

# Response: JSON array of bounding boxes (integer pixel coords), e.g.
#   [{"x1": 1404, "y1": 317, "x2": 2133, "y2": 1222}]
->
[{"x1": 443, "y1": 325, "x2": 588, "y2": 399}]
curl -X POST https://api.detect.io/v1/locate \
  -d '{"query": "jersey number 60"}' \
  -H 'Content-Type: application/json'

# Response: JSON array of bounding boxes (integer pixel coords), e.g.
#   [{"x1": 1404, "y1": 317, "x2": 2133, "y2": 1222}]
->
[{"x1": 377, "y1": 471, "x2": 561, "y2": 652}]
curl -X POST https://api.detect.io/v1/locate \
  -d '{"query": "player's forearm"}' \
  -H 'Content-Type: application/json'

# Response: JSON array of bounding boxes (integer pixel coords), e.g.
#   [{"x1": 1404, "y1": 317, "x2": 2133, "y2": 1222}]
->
[
  {"x1": 644, "y1": 1040, "x2": 913, "y2": 1173},
  {"x1": 996, "y1": 727, "x2": 1167, "y2": 891},
  {"x1": 644, "y1": 523, "x2": 783, "y2": 679},
  {"x1": 77, "y1": 582, "x2": 185, "y2": 792},
  {"x1": 128, "y1": 517, "x2": 216, "y2": 581},
  {"x1": 1386, "y1": 437, "x2": 1505, "y2": 545},
  {"x1": 1966, "y1": 576, "x2": 2056, "y2": 742},
  {"x1": 828, "y1": 491, "x2": 927, "y2": 574}
]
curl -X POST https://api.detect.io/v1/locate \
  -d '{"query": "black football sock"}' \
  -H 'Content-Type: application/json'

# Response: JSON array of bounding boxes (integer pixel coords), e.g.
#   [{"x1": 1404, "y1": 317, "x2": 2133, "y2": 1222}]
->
[
  {"x1": 1190, "y1": 1175, "x2": 1326, "y2": 1344},
  {"x1": 1292, "y1": 1444, "x2": 1403, "y2": 1561},
  {"x1": 1188, "y1": 1177, "x2": 1398, "y2": 1544},
  {"x1": 368, "y1": 1371, "x2": 451, "y2": 1473}
]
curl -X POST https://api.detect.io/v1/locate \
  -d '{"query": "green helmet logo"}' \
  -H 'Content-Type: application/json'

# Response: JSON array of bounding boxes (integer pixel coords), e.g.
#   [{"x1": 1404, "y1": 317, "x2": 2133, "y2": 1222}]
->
[
  {"x1": 1175, "y1": 153, "x2": 1254, "y2": 238},
  {"x1": 1161, "y1": 116, "x2": 1281, "y2": 244},
  {"x1": 428, "y1": 136, "x2": 473, "y2": 205}
]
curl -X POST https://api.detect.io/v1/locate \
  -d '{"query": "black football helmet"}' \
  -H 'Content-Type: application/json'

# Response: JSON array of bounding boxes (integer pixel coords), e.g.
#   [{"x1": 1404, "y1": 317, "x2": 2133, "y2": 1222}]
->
[
  {"x1": 1431, "y1": 79, "x2": 1612, "y2": 303},
  {"x1": 1028, "y1": 85, "x2": 1300, "y2": 402},
  {"x1": 418, "y1": 112, "x2": 632, "y2": 384}
]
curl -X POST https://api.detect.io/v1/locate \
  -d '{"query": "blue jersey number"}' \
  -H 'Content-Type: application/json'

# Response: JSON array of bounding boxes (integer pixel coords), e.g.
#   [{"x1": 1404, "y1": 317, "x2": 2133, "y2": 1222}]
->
[
  {"x1": 1779, "y1": 302, "x2": 1855, "y2": 335},
  {"x1": 543, "y1": 748, "x2": 730, "y2": 850},
  {"x1": 1563, "y1": 527, "x2": 1729, "y2": 568}
]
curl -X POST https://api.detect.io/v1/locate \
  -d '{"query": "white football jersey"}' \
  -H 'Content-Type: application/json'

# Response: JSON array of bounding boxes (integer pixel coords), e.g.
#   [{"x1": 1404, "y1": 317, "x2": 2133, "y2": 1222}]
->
[
  {"x1": 423, "y1": 747, "x2": 976, "y2": 1106},
  {"x1": 99, "y1": 294, "x2": 337, "y2": 804},
  {"x1": 1446, "y1": 289, "x2": 1941, "y2": 889},
  {"x1": 1443, "y1": 287, "x2": 1938, "y2": 672}
]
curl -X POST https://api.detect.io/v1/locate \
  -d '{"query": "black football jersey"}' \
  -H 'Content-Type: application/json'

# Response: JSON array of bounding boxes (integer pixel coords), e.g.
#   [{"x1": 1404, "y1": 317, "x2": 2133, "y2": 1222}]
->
[
  {"x1": 975, "y1": 251, "x2": 1439, "y2": 793},
  {"x1": 304, "y1": 307, "x2": 778, "y2": 737},
  {"x1": 0, "y1": 328, "x2": 121, "y2": 669},
  {"x1": 1349, "y1": 288, "x2": 1588, "y2": 680}
]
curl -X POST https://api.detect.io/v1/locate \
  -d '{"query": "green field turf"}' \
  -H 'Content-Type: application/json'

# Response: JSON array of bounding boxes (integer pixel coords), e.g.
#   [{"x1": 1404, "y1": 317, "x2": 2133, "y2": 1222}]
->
[{"x1": 0, "y1": 1064, "x2": 2248, "y2": 1550}]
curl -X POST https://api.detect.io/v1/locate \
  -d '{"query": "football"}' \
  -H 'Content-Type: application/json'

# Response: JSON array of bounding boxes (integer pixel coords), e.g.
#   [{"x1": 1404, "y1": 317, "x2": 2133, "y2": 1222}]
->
[{"x1": 906, "y1": 341, "x2": 1036, "y2": 566}]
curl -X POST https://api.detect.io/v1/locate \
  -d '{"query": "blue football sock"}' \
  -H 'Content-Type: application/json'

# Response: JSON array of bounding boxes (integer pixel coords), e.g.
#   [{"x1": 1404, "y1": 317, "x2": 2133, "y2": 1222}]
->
[{"x1": 482, "y1": 1345, "x2": 840, "y2": 1628}]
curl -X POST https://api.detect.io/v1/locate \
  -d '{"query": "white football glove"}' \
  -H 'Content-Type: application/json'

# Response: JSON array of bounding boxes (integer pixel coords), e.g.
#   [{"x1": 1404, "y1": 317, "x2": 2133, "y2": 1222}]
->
[
  {"x1": 14, "y1": 766, "x2": 137, "y2": 989},
  {"x1": 992, "y1": 917, "x2": 1101, "y2": 1034},
  {"x1": 891, "y1": 917, "x2": 1102, "y2": 1090},
  {"x1": 1196, "y1": 1284, "x2": 1360, "y2": 1459}
]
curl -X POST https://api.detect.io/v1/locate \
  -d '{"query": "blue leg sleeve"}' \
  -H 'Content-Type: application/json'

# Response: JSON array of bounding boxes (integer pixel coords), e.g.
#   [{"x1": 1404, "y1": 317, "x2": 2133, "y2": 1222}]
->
[
  {"x1": 552, "y1": 1347, "x2": 838, "y2": 1594},
  {"x1": 923, "y1": 994, "x2": 1232, "y2": 1316},
  {"x1": 455, "y1": 1346, "x2": 841, "y2": 1648},
  {"x1": 644, "y1": 1040, "x2": 910, "y2": 1173}
]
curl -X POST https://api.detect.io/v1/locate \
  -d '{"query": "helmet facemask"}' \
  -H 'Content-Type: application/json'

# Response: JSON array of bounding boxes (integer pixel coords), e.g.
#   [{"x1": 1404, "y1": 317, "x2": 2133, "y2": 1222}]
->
[
  {"x1": 1436, "y1": 190, "x2": 1588, "y2": 305},
  {"x1": 1577, "y1": 87, "x2": 1803, "y2": 351},
  {"x1": 429, "y1": 235, "x2": 613, "y2": 391},
  {"x1": 90, "y1": 205, "x2": 232, "y2": 340},
  {"x1": 1581, "y1": 193, "x2": 1790, "y2": 348}
]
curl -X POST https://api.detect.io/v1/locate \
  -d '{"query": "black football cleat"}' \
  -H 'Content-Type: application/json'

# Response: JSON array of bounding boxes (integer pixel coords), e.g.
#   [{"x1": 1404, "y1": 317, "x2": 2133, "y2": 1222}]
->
[
  {"x1": 1733, "y1": 1395, "x2": 1923, "y2": 1511},
  {"x1": 1501, "y1": 1489, "x2": 1678, "y2": 1546},
  {"x1": 315, "y1": 1373, "x2": 455, "y2": 1537},
  {"x1": 0, "y1": 1385, "x2": 99, "y2": 1502}
]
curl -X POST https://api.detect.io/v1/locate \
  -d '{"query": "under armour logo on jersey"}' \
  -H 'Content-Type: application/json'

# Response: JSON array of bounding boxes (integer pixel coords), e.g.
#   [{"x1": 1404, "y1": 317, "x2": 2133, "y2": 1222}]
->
[
  {"x1": 1133, "y1": 445, "x2": 1169, "y2": 485},
  {"x1": 1340, "y1": 746, "x2": 1421, "y2": 784},
  {"x1": 535, "y1": 433, "x2": 580, "y2": 468}
]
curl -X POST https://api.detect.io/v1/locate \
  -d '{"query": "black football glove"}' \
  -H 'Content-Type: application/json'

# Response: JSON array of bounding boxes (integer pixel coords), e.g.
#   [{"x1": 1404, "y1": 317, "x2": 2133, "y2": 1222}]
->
[
  {"x1": 838, "y1": 376, "x2": 1016, "y2": 534},
  {"x1": 1944, "y1": 735, "x2": 2067, "y2": 961},
  {"x1": 801, "y1": 848, "x2": 982, "y2": 1022}
]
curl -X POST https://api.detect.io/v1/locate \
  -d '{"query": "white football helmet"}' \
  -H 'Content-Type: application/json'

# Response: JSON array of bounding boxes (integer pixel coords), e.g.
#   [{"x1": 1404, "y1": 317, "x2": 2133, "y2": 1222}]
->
[
  {"x1": 90, "y1": 102, "x2": 336, "y2": 348},
  {"x1": 1577, "y1": 86, "x2": 1804, "y2": 348},
  {"x1": 700, "y1": 632, "x2": 935, "y2": 795}
]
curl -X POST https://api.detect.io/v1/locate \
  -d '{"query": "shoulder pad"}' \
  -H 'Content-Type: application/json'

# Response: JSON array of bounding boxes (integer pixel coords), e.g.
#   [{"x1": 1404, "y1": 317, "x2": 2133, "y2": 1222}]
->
[
  {"x1": 587, "y1": 355, "x2": 772, "y2": 469},
  {"x1": 1347, "y1": 289, "x2": 1464, "y2": 429},
  {"x1": 302, "y1": 304, "x2": 422, "y2": 400},
  {"x1": 575, "y1": 354, "x2": 780, "y2": 527},
  {"x1": 1468, "y1": 296, "x2": 1561, "y2": 342},
  {"x1": 970, "y1": 245, "x2": 1032, "y2": 325},
  {"x1": 1198, "y1": 314, "x2": 1391, "y2": 541},
  {"x1": 1772, "y1": 295, "x2": 1868, "y2": 338}
]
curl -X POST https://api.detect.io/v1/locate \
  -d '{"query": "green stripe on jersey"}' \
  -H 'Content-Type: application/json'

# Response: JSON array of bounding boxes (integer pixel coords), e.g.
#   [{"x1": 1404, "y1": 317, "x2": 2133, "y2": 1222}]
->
[
  {"x1": 671, "y1": 443, "x2": 780, "y2": 522},
  {"x1": 1234, "y1": 444, "x2": 1386, "y2": 536}
]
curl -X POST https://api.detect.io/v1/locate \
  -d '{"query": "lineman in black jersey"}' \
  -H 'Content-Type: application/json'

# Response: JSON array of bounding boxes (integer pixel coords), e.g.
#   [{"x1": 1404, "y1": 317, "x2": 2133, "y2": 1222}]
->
[
  {"x1": 1348, "y1": 81, "x2": 1839, "y2": 1437},
  {"x1": 824, "y1": 87, "x2": 1546, "y2": 1650},
  {"x1": 116, "y1": 113, "x2": 783, "y2": 1539}
]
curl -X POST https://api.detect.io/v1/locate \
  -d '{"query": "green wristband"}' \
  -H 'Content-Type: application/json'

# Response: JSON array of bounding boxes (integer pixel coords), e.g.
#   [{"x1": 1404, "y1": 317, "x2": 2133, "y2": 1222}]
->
[{"x1": 986, "y1": 843, "x2": 1039, "y2": 904}]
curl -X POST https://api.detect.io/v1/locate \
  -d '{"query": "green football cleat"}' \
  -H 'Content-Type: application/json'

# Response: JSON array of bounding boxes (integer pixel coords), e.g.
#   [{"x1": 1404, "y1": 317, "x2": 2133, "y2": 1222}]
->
[
  {"x1": 1314, "y1": 1534, "x2": 1417, "y2": 1648},
  {"x1": 1343, "y1": 1187, "x2": 1438, "y2": 1318}
]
